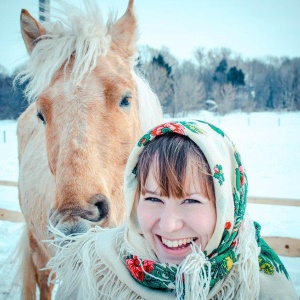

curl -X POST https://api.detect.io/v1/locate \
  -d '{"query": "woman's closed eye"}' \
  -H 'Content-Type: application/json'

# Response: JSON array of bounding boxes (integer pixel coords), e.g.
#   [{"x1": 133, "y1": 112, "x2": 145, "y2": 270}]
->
[
  {"x1": 182, "y1": 198, "x2": 202, "y2": 204},
  {"x1": 144, "y1": 197, "x2": 163, "y2": 203}
]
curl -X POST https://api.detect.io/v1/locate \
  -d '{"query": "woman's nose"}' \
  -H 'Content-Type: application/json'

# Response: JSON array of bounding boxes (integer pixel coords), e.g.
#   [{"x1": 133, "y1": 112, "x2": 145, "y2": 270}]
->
[{"x1": 159, "y1": 206, "x2": 183, "y2": 233}]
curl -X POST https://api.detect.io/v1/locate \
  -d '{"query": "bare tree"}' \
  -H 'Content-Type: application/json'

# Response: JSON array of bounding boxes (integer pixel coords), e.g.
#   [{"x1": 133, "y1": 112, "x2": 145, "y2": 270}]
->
[
  {"x1": 279, "y1": 58, "x2": 300, "y2": 110},
  {"x1": 212, "y1": 83, "x2": 236, "y2": 115},
  {"x1": 173, "y1": 61, "x2": 206, "y2": 117},
  {"x1": 138, "y1": 46, "x2": 178, "y2": 113}
]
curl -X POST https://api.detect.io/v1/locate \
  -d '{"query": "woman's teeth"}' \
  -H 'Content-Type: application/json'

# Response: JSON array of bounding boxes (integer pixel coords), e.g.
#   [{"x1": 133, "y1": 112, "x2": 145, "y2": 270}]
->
[{"x1": 161, "y1": 237, "x2": 195, "y2": 248}]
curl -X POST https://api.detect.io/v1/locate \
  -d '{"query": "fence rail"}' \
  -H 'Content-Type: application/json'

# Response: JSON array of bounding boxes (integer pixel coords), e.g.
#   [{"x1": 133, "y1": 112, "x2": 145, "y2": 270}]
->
[
  {"x1": 0, "y1": 208, "x2": 24, "y2": 222},
  {"x1": 248, "y1": 196, "x2": 300, "y2": 207},
  {"x1": 0, "y1": 180, "x2": 18, "y2": 187},
  {"x1": 263, "y1": 237, "x2": 300, "y2": 257},
  {"x1": 0, "y1": 180, "x2": 299, "y2": 257}
]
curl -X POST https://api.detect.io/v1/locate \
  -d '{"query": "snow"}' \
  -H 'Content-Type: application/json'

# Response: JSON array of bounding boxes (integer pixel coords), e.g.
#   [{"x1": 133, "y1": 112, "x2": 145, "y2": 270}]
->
[{"x1": 0, "y1": 111, "x2": 299, "y2": 298}]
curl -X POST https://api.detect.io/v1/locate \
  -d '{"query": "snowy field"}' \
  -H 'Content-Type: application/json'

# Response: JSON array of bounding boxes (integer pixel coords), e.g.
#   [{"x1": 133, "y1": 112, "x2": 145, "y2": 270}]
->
[{"x1": 0, "y1": 111, "x2": 300, "y2": 298}]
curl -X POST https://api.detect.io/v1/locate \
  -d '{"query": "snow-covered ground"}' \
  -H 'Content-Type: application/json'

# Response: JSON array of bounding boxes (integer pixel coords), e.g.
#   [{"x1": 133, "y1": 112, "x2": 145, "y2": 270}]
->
[{"x1": 0, "y1": 111, "x2": 299, "y2": 298}]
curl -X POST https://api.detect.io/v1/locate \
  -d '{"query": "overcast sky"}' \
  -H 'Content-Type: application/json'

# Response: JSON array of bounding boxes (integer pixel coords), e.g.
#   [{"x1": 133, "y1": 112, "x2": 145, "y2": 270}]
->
[{"x1": 1, "y1": 0, "x2": 300, "y2": 73}]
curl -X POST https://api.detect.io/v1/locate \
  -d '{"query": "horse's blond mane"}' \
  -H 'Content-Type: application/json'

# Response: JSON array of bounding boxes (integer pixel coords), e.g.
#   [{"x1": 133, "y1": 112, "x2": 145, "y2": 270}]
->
[
  {"x1": 16, "y1": 0, "x2": 113, "y2": 103},
  {"x1": 133, "y1": 71, "x2": 163, "y2": 131}
]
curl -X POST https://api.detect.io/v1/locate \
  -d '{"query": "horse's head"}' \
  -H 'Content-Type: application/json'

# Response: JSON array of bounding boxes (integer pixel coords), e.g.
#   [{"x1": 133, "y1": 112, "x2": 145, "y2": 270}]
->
[{"x1": 18, "y1": 0, "x2": 162, "y2": 235}]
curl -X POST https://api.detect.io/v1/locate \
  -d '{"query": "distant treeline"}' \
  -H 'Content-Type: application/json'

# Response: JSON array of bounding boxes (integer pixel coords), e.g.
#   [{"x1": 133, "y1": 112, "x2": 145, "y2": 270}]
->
[
  {"x1": 0, "y1": 66, "x2": 27, "y2": 120},
  {"x1": 1, "y1": 46, "x2": 300, "y2": 119},
  {"x1": 137, "y1": 46, "x2": 300, "y2": 116}
]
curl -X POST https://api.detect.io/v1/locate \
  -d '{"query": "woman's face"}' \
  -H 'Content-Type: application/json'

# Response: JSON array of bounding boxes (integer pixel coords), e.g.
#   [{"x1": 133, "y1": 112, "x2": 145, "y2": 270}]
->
[{"x1": 137, "y1": 162, "x2": 216, "y2": 265}]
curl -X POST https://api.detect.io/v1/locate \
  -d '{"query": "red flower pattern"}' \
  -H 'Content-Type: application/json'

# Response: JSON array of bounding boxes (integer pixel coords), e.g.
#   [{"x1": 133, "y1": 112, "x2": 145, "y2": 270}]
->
[
  {"x1": 225, "y1": 221, "x2": 231, "y2": 230},
  {"x1": 231, "y1": 239, "x2": 239, "y2": 248},
  {"x1": 143, "y1": 260, "x2": 155, "y2": 273},
  {"x1": 151, "y1": 122, "x2": 184, "y2": 137},
  {"x1": 126, "y1": 256, "x2": 154, "y2": 282},
  {"x1": 239, "y1": 166, "x2": 245, "y2": 187}
]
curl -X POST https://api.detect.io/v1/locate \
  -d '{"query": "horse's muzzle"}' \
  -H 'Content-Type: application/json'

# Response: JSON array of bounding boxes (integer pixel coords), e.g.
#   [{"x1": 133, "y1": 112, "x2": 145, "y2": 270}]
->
[{"x1": 48, "y1": 193, "x2": 110, "y2": 236}]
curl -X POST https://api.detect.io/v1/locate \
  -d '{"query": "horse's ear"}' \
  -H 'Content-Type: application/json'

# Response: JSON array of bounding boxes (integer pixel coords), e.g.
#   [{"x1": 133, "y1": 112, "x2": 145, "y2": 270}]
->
[
  {"x1": 20, "y1": 9, "x2": 46, "y2": 54},
  {"x1": 109, "y1": 0, "x2": 137, "y2": 60}
]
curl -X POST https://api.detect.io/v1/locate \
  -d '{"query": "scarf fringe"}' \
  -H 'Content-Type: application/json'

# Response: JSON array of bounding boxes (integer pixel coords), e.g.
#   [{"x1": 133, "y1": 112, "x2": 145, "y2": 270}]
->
[
  {"x1": 47, "y1": 226, "x2": 142, "y2": 300},
  {"x1": 234, "y1": 215, "x2": 260, "y2": 300},
  {"x1": 176, "y1": 243, "x2": 211, "y2": 300},
  {"x1": 210, "y1": 215, "x2": 260, "y2": 300},
  {"x1": 47, "y1": 226, "x2": 100, "y2": 299}
]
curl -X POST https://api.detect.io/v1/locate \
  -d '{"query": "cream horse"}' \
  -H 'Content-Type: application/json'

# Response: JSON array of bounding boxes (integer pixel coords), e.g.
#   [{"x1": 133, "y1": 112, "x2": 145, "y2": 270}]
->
[{"x1": 16, "y1": 1, "x2": 162, "y2": 299}]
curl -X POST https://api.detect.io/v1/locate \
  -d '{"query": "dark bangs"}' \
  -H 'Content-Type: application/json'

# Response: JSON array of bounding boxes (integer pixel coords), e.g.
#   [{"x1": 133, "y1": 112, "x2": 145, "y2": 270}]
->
[{"x1": 135, "y1": 133, "x2": 215, "y2": 201}]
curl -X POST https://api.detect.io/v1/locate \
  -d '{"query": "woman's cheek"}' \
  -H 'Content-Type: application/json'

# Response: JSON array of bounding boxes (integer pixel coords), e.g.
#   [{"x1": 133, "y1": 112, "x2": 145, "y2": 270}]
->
[
  {"x1": 137, "y1": 202, "x2": 159, "y2": 233},
  {"x1": 137, "y1": 201, "x2": 150, "y2": 229}
]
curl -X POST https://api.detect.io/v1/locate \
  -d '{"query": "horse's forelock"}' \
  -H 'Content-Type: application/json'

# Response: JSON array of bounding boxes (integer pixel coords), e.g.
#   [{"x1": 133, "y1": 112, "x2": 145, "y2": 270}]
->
[{"x1": 16, "y1": 0, "x2": 114, "y2": 103}]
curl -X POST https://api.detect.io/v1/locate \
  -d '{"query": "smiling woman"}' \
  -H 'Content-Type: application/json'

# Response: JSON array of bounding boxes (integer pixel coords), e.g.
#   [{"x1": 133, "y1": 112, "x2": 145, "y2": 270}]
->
[
  {"x1": 135, "y1": 133, "x2": 216, "y2": 265},
  {"x1": 47, "y1": 119, "x2": 298, "y2": 299}
]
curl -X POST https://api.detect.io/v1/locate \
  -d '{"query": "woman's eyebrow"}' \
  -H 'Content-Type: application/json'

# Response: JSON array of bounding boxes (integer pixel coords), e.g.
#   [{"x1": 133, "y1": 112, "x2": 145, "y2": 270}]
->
[
  {"x1": 144, "y1": 189, "x2": 161, "y2": 196},
  {"x1": 188, "y1": 192, "x2": 201, "y2": 196}
]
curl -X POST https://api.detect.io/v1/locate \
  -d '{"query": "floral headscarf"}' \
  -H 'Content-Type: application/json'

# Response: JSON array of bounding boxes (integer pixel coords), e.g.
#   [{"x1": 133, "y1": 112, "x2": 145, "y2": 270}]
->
[{"x1": 122, "y1": 120, "x2": 289, "y2": 298}]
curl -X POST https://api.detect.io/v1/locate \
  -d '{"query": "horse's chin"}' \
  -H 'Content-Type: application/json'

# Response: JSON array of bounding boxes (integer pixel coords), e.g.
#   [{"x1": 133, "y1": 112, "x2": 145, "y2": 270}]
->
[
  {"x1": 48, "y1": 215, "x2": 109, "y2": 239},
  {"x1": 55, "y1": 218, "x2": 91, "y2": 236}
]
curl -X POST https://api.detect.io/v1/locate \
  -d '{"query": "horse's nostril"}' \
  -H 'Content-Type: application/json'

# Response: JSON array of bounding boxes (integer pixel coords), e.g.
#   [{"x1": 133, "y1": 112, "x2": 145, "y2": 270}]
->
[
  {"x1": 89, "y1": 193, "x2": 109, "y2": 222},
  {"x1": 94, "y1": 200, "x2": 109, "y2": 221}
]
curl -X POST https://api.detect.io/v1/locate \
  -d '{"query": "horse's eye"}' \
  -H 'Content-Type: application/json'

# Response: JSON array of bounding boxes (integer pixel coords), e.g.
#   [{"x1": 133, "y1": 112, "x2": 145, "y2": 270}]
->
[
  {"x1": 37, "y1": 111, "x2": 46, "y2": 125},
  {"x1": 119, "y1": 96, "x2": 131, "y2": 108}
]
